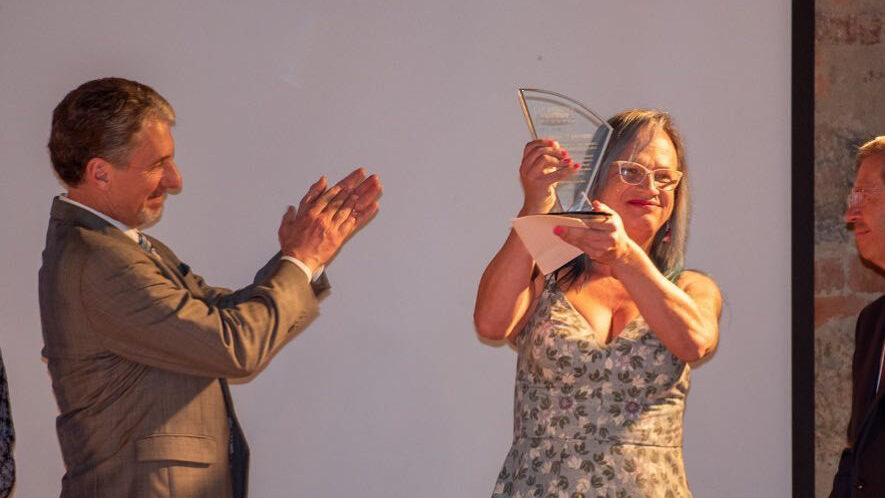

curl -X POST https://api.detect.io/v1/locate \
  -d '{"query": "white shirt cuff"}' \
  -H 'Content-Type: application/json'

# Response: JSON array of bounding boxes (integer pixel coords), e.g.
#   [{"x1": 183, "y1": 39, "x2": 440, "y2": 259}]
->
[{"x1": 280, "y1": 256, "x2": 324, "y2": 282}]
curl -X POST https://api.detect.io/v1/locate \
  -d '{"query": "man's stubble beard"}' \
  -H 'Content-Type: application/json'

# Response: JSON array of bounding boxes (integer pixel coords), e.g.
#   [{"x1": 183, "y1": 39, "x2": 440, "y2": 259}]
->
[{"x1": 136, "y1": 204, "x2": 164, "y2": 229}]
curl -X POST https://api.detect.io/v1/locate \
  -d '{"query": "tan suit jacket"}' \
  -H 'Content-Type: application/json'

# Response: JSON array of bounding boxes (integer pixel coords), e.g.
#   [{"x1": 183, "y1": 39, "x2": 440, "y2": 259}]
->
[{"x1": 39, "y1": 197, "x2": 326, "y2": 498}]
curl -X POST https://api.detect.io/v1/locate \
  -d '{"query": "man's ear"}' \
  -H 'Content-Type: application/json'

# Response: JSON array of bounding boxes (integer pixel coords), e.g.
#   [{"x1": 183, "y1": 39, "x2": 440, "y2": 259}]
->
[{"x1": 83, "y1": 158, "x2": 113, "y2": 191}]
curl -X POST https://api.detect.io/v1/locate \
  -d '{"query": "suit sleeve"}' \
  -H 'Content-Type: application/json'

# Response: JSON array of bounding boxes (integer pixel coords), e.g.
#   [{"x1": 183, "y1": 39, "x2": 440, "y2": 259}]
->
[
  {"x1": 202, "y1": 252, "x2": 330, "y2": 306},
  {"x1": 0, "y1": 349, "x2": 14, "y2": 498},
  {"x1": 154, "y1": 241, "x2": 330, "y2": 304},
  {"x1": 79, "y1": 243, "x2": 320, "y2": 379}
]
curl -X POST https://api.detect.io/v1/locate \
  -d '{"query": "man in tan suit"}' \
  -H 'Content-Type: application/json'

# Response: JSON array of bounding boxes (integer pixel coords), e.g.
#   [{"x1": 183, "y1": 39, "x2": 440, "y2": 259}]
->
[{"x1": 39, "y1": 77, "x2": 382, "y2": 498}]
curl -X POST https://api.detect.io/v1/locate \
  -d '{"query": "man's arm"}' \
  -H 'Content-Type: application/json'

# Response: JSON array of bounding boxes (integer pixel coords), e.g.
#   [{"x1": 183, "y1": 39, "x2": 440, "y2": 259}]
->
[
  {"x1": 254, "y1": 252, "x2": 330, "y2": 299},
  {"x1": 167, "y1": 247, "x2": 329, "y2": 307},
  {"x1": 80, "y1": 242, "x2": 318, "y2": 379},
  {"x1": 82, "y1": 169, "x2": 381, "y2": 379}
]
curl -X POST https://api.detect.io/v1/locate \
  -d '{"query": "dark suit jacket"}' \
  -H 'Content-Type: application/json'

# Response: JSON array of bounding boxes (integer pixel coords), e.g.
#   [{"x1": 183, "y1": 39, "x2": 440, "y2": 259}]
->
[
  {"x1": 0, "y1": 347, "x2": 13, "y2": 498},
  {"x1": 831, "y1": 295, "x2": 885, "y2": 498},
  {"x1": 39, "y1": 197, "x2": 327, "y2": 498}
]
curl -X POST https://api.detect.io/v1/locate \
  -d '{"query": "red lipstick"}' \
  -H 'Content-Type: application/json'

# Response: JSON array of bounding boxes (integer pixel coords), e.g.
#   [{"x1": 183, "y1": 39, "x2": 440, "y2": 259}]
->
[{"x1": 627, "y1": 199, "x2": 658, "y2": 207}]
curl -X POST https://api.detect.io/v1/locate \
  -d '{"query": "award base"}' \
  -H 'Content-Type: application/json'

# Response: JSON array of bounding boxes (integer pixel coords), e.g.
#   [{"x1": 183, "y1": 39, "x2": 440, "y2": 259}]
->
[{"x1": 545, "y1": 211, "x2": 610, "y2": 219}]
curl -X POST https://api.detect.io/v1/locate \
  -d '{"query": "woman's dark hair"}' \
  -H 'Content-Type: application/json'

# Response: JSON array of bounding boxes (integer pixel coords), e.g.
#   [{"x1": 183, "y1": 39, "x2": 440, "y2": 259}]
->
[
  {"x1": 48, "y1": 77, "x2": 175, "y2": 186},
  {"x1": 557, "y1": 109, "x2": 689, "y2": 288}
]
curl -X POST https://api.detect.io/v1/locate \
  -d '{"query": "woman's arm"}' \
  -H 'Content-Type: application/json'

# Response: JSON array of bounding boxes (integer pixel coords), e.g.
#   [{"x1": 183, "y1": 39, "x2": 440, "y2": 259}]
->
[
  {"x1": 611, "y1": 252, "x2": 721, "y2": 361},
  {"x1": 555, "y1": 201, "x2": 722, "y2": 361},
  {"x1": 474, "y1": 139, "x2": 577, "y2": 340},
  {"x1": 474, "y1": 230, "x2": 540, "y2": 340}
]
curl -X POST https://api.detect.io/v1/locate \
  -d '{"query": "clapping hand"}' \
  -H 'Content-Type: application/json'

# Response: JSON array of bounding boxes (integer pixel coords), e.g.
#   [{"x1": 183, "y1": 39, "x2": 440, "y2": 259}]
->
[{"x1": 278, "y1": 168, "x2": 382, "y2": 273}]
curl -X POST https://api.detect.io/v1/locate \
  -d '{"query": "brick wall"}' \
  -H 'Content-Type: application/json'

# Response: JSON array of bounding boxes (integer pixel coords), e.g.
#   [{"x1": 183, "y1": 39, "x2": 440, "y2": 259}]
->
[{"x1": 814, "y1": 2, "x2": 885, "y2": 496}]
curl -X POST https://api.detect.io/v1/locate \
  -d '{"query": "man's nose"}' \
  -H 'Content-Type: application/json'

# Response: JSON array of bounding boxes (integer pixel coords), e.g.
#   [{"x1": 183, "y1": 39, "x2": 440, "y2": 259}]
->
[
  {"x1": 844, "y1": 202, "x2": 860, "y2": 224},
  {"x1": 163, "y1": 161, "x2": 182, "y2": 192}
]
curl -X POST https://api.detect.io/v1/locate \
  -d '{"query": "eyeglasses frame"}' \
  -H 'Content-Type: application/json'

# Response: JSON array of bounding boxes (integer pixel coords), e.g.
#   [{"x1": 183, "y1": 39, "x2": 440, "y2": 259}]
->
[
  {"x1": 612, "y1": 160, "x2": 683, "y2": 191},
  {"x1": 846, "y1": 187, "x2": 883, "y2": 210}
]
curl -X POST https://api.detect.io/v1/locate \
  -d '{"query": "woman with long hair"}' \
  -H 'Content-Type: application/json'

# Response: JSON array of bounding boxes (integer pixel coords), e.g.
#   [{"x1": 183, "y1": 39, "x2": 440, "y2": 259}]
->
[{"x1": 475, "y1": 109, "x2": 721, "y2": 497}]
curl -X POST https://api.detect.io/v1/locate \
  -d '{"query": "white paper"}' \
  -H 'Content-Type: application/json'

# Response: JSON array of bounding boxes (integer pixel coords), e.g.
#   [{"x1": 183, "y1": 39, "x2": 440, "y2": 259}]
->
[{"x1": 511, "y1": 215, "x2": 591, "y2": 274}]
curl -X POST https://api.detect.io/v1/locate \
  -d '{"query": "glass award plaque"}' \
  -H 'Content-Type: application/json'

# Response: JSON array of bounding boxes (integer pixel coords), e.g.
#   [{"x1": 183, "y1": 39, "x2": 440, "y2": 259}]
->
[{"x1": 518, "y1": 88, "x2": 612, "y2": 214}]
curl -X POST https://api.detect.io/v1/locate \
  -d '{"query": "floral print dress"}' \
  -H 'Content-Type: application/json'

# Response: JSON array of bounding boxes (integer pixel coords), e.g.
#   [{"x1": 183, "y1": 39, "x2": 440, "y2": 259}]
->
[{"x1": 491, "y1": 277, "x2": 692, "y2": 498}]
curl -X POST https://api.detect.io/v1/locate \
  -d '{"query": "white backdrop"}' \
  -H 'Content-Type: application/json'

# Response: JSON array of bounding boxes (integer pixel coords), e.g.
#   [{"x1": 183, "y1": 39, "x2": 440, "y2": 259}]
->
[{"x1": 0, "y1": 1, "x2": 791, "y2": 496}]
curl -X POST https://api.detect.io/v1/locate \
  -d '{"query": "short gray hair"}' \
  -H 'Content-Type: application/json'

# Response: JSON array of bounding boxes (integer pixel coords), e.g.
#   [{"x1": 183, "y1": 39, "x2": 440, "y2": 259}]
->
[
  {"x1": 856, "y1": 136, "x2": 885, "y2": 182},
  {"x1": 48, "y1": 77, "x2": 175, "y2": 186}
]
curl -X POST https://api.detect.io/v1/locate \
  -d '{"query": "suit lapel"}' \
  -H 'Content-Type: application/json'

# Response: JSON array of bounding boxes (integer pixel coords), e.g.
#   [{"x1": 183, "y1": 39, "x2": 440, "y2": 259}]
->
[{"x1": 141, "y1": 240, "x2": 192, "y2": 291}]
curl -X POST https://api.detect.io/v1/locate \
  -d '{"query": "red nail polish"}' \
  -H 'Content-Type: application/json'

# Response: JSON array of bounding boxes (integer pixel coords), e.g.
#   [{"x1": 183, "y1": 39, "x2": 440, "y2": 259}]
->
[
  {"x1": 553, "y1": 226, "x2": 564, "y2": 235},
  {"x1": 572, "y1": 163, "x2": 580, "y2": 169},
  {"x1": 561, "y1": 150, "x2": 569, "y2": 157}
]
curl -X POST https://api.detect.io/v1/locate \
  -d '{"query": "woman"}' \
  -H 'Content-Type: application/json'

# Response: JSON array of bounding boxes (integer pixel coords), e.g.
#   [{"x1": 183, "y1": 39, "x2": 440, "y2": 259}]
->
[{"x1": 474, "y1": 109, "x2": 721, "y2": 497}]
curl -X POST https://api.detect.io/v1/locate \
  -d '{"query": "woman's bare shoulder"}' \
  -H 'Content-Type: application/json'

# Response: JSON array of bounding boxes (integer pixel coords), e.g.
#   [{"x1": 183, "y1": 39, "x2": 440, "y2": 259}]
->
[{"x1": 677, "y1": 270, "x2": 721, "y2": 299}]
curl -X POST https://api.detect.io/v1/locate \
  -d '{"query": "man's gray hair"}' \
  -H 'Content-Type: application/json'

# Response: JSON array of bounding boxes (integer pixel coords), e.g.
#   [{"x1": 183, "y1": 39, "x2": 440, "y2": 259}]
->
[
  {"x1": 856, "y1": 136, "x2": 885, "y2": 181},
  {"x1": 48, "y1": 77, "x2": 175, "y2": 186}
]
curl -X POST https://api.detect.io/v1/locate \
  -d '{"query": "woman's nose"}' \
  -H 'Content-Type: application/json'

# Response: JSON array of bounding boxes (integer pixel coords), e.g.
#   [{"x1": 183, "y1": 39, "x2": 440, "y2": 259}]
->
[{"x1": 639, "y1": 172, "x2": 660, "y2": 193}]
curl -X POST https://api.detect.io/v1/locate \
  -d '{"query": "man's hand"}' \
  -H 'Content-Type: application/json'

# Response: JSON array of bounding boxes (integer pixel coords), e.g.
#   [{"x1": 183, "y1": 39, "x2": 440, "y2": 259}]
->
[{"x1": 278, "y1": 168, "x2": 382, "y2": 274}]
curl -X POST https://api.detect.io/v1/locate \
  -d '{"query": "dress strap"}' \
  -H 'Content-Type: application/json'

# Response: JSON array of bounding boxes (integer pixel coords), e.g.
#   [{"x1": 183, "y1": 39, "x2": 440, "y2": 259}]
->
[{"x1": 536, "y1": 273, "x2": 562, "y2": 308}]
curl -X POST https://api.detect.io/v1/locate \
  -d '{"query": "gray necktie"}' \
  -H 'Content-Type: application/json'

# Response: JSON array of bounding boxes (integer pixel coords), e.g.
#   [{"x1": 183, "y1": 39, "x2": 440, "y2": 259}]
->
[{"x1": 137, "y1": 232, "x2": 153, "y2": 253}]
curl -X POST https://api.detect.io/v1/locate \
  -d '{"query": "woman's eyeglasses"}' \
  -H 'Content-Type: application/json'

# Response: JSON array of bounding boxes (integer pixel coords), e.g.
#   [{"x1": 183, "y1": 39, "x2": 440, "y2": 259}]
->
[{"x1": 613, "y1": 161, "x2": 683, "y2": 191}]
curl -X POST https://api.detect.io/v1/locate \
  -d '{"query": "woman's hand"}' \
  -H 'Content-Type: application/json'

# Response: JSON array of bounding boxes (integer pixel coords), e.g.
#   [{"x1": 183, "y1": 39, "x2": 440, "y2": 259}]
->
[
  {"x1": 519, "y1": 139, "x2": 579, "y2": 215},
  {"x1": 553, "y1": 200, "x2": 640, "y2": 268}
]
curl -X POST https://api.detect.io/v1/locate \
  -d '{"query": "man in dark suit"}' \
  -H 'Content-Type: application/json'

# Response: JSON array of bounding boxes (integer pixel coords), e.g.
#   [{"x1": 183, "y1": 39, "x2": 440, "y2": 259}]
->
[
  {"x1": 39, "y1": 77, "x2": 382, "y2": 498},
  {"x1": 0, "y1": 347, "x2": 13, "y2": 498},
  {"x1": 831, "y1": 136, "x2": 885, "y2": 498}
]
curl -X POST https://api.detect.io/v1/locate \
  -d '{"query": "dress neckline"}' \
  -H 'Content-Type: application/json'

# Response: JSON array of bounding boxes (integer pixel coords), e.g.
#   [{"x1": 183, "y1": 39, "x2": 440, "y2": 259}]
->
[{"x1": 548, "y1": 278, "x2": 643, "y2": 346}]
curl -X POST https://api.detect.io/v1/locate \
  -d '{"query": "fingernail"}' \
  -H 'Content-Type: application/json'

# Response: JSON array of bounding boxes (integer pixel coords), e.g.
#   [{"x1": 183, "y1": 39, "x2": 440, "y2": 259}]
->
[
  {"x1": 553, "y1": 226, "x2": 564, "y2": 236},
  {"x1": 563, "y1": 158, "x2": 572, "y2": 166},
  {"x1": 572, "y1": 163, "x2": 580, "y2": 169},
  {"x1": 561, "y1": 150, "x2": 569, "y2": 157}
]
